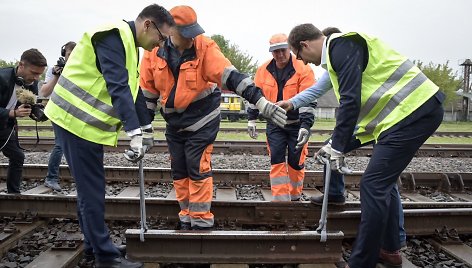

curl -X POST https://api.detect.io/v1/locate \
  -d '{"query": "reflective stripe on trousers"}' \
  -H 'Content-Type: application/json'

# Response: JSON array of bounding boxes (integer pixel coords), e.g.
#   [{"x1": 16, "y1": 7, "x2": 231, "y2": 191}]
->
[{"x1": 270, "y1": 163, "x2": 291, "y2": 201}]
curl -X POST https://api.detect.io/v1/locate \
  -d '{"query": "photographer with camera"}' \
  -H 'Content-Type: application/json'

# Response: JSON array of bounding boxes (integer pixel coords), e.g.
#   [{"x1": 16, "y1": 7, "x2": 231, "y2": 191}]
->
[
  {"x1": 0, "y1": 48, "x2": 47, "y2": 193},
  {"x1": 40, "y1": 41, "x2": 76, "y2": 192}
]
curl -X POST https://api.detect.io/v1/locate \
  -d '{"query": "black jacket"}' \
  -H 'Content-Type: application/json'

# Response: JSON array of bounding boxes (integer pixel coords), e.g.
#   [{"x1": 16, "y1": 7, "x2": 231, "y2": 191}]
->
[{"x1": 0, "y1": 67, "x2": 38, "y2": 129}]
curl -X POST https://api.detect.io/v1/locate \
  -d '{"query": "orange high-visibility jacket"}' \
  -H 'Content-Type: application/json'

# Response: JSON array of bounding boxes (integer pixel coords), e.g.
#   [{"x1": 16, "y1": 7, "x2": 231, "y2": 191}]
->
[{"x1": 140, "y1": 35, "x2": 263, "y2": 130}]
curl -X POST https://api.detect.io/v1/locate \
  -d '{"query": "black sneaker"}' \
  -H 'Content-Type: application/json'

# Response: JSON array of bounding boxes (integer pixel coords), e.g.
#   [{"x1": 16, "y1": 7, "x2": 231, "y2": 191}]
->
[
  {"x1": 310, "y1": 195, "x2": 346, "y2": 206},
  {"x1": 95, "y1": 257, "x2": 143, "y2": 268}
]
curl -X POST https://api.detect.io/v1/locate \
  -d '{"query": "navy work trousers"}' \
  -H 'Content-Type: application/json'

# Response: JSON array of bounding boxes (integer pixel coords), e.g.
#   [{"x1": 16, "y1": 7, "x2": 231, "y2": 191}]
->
[
  {"x1": 0, "y1": 128, "x2": 24, "y2": 193},
  {"x1": 54, "y1": 124, "x2": 120, "y2": 262},
  {"x1": 348, "y1": 104, "x2": 444, "y2": 268}
]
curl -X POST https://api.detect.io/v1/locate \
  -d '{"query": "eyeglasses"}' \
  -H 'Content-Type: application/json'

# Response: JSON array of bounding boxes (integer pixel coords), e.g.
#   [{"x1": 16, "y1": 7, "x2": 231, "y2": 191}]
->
[
  {"x1": 296, "y1": 45, "x2": 303, "y2": 61},
  {"x1": 150, "y1": 21, "x2": 167, "y2": 43}
]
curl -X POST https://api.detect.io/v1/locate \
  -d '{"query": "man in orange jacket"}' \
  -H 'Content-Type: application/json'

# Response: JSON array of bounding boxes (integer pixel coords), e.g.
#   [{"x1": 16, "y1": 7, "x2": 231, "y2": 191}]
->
[
  {"x1": 140, "y1": 5, "x2": 287, "y2": 230},
  {"x1": 247, "y1": 33, "x2": 316, "y2": 201}
]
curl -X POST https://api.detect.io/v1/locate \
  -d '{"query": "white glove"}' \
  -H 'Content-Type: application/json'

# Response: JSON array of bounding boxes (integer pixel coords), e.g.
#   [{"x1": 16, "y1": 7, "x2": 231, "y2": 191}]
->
[
  {"x1": 124, "y1": 134, "x2": 145, "y2": 163},
  {"x1": 247, "y1": 120, "x2": 258, "y2": 139},
  {"x1": 142, "y1": 128, "x2": 154, "y2": 153},
  {"x1": 296, "y1": 128, "x2": 310, "y2": 149},
  {"x1": 255, "y1": 97, "x2": 287, "y2": 128},
  {"x1": 314, "y1": 140, "x2": 352, "y2": 174}
]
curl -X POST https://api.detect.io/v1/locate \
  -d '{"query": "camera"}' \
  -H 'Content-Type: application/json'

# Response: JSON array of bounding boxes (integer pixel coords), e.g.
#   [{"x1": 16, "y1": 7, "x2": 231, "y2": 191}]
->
[
  {"x1": 56, "y1": 57, "x2": 66, "y2": 68},
  {"x1": 29, "y1": 103, "x2": 48, "y2": 122},
  {"x1": 52, "y1": 57, "x2": 66, "y2": 76}
]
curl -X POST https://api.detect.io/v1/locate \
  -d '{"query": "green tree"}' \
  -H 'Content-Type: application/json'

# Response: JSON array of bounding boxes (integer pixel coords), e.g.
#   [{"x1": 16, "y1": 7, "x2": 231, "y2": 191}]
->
[
  {"x1": 211, "y1": 34, "x2": 258, "y2": 77},
  {"x1": 415, "y1": 60, "x2": 461, "y2": 107},
  {"x1": 0, "y1": 59, "x2": 17, "y2": 68}
]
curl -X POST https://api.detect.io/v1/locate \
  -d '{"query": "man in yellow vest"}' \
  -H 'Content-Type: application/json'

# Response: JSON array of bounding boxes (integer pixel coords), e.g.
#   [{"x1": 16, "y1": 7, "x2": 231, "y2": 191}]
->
[
  {"x1": 284, "y1": 24, "x2": 444, "y2": 268},
  {"x1": 44, "y1": 4, "x2": 174, "y2": 268}
]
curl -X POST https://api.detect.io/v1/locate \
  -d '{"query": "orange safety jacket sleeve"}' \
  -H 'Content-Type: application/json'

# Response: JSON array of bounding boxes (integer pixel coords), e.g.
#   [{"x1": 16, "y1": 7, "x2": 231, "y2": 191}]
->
[
  {"x1": 139, "y1": 49, "x2": 160, "y2": 117},
  {"x1": 201, "y1": 41, "x2": 263, "y2": 105}
]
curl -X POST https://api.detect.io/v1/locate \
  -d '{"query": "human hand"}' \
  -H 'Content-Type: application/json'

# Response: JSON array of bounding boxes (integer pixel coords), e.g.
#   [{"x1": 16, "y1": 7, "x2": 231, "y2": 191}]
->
[
  {"x1": 255, "y1": 97, "x2": 287, "y2": 128},
  {"x1": 13, "y1": 104, "x2": 32, "y2": 118},
  {"x1": 247, "y1": 120, "x2": 258, "y2": 139},
  {"x1": 276, "y1": 100, "x2": 294, "y2": 112},
  {"x1": 51, "y1": 66, "x2": 64, "y2": 76}
]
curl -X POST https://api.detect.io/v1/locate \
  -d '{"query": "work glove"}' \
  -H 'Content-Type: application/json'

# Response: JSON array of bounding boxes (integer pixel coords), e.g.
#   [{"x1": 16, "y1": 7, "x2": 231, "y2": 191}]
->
[
  {"x1": 247, "y1": 120, "x2": 258, "y2": 139},
  {"x1": 314, "y1": 140, "x2": 352, "y2": 174},
  {"x1": 255, "y1": 97, "x2": 287, "y2": 128},
  {"x1": 142, "y1": 128, "x2": 154, "y2": 153},
  {"x1": 295, "y1": 128, "x2": 310, "y2": 149},
  {"x1": 124, "y1": 134, "x2": 145, "y2": 163}
]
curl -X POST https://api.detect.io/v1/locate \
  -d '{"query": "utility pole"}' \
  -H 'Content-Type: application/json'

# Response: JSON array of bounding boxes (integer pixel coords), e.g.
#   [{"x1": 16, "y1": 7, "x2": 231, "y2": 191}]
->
[{"x1": 460, "y1": 59, "x2": 472, "y2": 121}]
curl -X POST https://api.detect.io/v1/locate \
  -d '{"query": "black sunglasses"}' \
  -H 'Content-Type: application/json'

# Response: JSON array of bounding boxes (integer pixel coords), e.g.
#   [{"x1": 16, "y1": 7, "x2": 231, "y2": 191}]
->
[{"x1": 150, "y1": 21, "x2": 167, "y2": 43}]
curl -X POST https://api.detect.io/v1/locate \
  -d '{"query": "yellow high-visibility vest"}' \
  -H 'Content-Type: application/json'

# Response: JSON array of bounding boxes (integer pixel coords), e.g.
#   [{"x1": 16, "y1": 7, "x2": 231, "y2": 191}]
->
[
  {"x1": 45, "y1": 21, "x2": 139, "y2": 146},
  {"x1": 326, "y1": 32, "x2": 439, "y2": 144}
]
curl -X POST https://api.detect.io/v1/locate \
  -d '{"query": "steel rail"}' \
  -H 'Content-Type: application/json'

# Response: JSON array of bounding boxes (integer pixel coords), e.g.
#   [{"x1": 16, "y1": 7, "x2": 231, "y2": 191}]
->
[
  {"x1": 15, "y1": 137, "x2": 472, "y2": 157},
  {"x1": 1, "y1": 194, "x2": 472, "y2": 237},
  {"x1": 2, "y1": 164, "x2": 472, "y2": 189},
  {"x1": 17, "y1": 125, "x2": 472, "y2": 138}
]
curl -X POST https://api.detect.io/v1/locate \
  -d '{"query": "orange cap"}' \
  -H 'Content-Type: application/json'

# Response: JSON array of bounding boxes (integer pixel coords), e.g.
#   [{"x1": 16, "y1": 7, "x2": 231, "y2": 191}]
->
[
  {"x1": 269, "y1": 33, "x2": 288, "y2": 52},
  {"x1": 170, "y1": 5, "x2": 205, "y2": 39}
]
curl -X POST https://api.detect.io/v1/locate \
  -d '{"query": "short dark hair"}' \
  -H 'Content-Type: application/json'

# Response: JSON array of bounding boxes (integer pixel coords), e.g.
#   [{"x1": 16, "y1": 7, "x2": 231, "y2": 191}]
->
[
  {"x1": 138, "y1": 4, "x2": 175, "y2": 28},
  {"x1": 20, "y1": 48, "x2": 47, "y2": 67},
  {"x1": 322, "y1": 27, "x2": 341, "y2": 36},
  {"x1": 64, "y1": 41, "x2": 76, "y2": 52},
  {"x1": 288, "y1": 23, "x2": 323, "y2": 51}
]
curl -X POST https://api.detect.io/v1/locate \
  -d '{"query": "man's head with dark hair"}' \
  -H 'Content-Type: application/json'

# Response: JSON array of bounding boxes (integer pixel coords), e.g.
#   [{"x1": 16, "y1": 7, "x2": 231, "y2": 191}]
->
[
  {"x1": 20, "y1": 48, "x2": 47, "y2": 67},
  {"x1": 288, "y1": 23, "x2": 325, "y2": 66},
  {"x1": 322, "y1": 27, "x2": 341, "y2": 36},
  {"x1": 288, "y1": 24, "x2": 323, "y2": 51},
  {"x1": 17, "y1": 48, "x2": 47, "y2": 85},
  {"x1": 135, "y1": 4, "x2": 175, "y2": 51},
  {"x1": 138, "y1": 4, "x2": 175, "y2": 28}
]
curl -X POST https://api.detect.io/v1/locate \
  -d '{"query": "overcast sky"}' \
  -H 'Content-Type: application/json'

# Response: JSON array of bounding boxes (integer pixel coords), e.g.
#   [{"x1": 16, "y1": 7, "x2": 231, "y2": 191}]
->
[{"x1": 1, "y1": 0, "x2": 471, "y2": 76}]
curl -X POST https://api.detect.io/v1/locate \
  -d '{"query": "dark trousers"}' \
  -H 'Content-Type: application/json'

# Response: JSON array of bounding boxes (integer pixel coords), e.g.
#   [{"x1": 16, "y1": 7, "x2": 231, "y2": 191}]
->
[
  {"x1": 0, "y1": 128, "x2": 24, "y2": 193},
  {"x1": 266, "y1": 123, "x2": 305, "y2": 169},
  {"x1": 348, "y1": 105, "x2": 444, "y2": 268},
  {"x1": 54, "y1": 124, "x2": 120, "y2": 262}
]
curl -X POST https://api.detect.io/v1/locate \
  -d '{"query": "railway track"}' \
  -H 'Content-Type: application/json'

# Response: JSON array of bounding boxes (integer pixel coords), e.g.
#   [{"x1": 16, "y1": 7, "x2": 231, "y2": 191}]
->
[
  {"x1": 1, "y1": 165, "x2": 472, "y2": 267},
  {"x1": 18, "y1": 136, "x2": 472, "y2": 157},
  {"x1": 18, "y1": 124, "x2": 472, "y2": 138}
]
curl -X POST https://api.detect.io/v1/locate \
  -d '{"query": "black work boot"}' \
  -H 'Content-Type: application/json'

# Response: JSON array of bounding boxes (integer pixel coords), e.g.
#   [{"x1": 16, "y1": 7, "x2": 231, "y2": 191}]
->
[
  {"x1": 310, "y1": 194, "x2": 346, "y2": 206},
  {"x1": 177, "y1": 221, "x2": 192, "y2": 230},
  {"x1": 83, "y1": 244, "x2": 127, "y2": 262}
]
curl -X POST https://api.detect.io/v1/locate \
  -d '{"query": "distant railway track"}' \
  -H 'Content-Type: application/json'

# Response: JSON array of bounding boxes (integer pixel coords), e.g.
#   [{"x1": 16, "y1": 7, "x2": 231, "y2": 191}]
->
[
  {"x1": 18, "y1": 136, "x2": 472, "y2": 157},
  {"x1": 17, "y1": 124, "x2": 472, "y2": 138},
  {"x1": 1, "y1": 165, "x2": 472, "y2": 266}
]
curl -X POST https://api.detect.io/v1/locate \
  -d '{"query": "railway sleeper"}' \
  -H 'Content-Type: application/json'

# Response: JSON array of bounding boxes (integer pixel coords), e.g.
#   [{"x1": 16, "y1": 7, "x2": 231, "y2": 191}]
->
[{"x1": 125, "y1": 230, "x2": 344, "y2": 264}]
